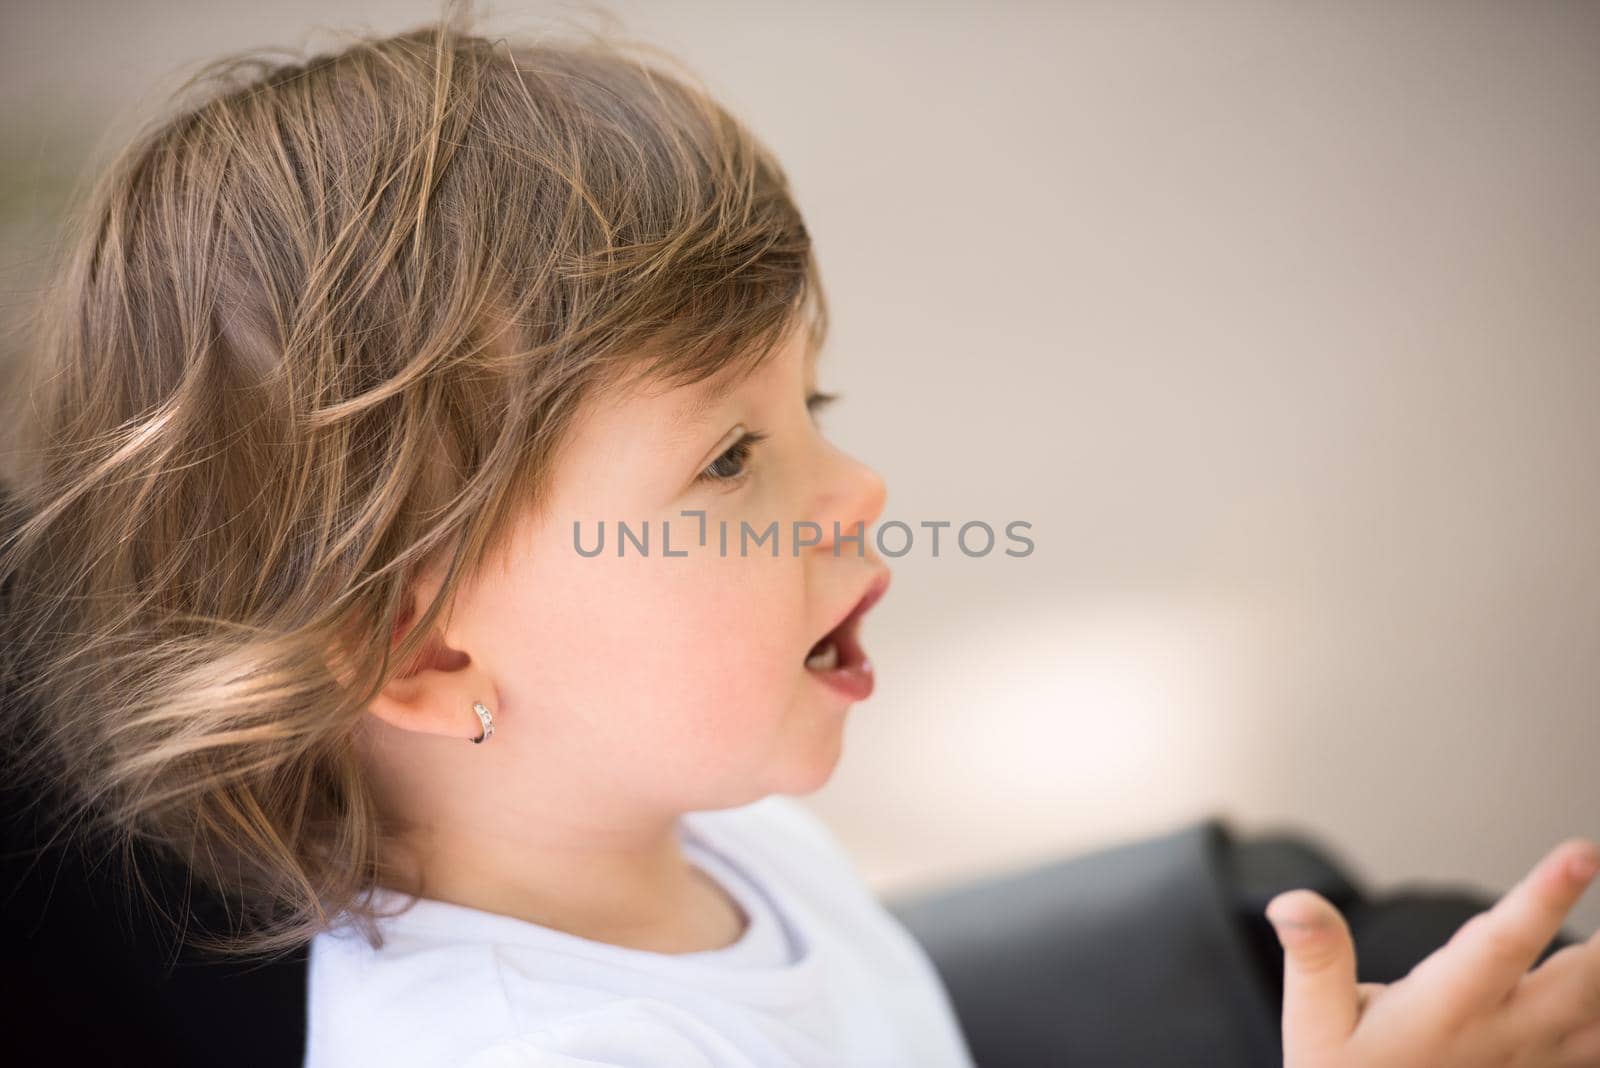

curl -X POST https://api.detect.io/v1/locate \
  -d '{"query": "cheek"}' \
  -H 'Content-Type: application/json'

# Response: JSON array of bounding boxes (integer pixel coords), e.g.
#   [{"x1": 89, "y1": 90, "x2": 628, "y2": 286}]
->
[
  {"x1": 478, "y1": 535, "x2": 806, "y2": 756},
  {"x1": 637, "y1": 561, "x2": 801, "y2": 729}
]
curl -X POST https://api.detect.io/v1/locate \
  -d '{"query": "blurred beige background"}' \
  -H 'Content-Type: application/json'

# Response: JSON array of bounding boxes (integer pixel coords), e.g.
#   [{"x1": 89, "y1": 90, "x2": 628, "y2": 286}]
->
[{"x1": 3, "y1": 0, "x2": 1597, "y2": 937}]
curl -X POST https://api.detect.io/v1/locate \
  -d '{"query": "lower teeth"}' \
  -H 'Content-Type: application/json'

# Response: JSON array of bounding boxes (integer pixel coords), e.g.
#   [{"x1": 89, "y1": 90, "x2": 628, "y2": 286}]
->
[{"x1": 805, "y1": 639, "x2": 839, "y2": 671}]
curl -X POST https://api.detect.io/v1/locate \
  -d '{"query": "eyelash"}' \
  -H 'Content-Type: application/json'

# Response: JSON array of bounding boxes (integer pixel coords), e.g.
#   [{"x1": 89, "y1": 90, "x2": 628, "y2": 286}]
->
[
  {"x1": 698, "y1": 430, "x2": 769, "y2": 487},
  {"x1": 696, "y1": 391, "x2": 839, "y2": 488}
]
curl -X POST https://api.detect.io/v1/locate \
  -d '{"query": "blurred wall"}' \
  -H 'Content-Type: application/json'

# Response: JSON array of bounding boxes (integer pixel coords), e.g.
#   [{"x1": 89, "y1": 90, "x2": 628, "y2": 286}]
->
[{"x1": 3, "y1": 0, "x2": 1597, "y2": 936}]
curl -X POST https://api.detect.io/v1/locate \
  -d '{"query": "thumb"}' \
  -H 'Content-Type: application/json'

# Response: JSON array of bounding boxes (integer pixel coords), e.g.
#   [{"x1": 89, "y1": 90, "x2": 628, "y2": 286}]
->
[{"x1": 1268, "y1": 888, "x2": 1361, "y2": 1059}]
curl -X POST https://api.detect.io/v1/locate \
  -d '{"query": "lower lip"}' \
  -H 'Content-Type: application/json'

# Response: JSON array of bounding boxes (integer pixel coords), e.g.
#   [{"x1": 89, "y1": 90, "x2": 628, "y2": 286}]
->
[{"x1": 808, "y1": 657, "x2": 875, "y2": 702}]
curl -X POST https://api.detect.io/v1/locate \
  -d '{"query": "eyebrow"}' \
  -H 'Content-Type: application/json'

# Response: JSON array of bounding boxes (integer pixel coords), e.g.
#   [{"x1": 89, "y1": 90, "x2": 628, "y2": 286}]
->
[
  {"x1": 669, "y1": 339, "x2": 822, "y2": 436},
  {"x1": 674, "y1": 372, "x2": 743, "y2": 431}
]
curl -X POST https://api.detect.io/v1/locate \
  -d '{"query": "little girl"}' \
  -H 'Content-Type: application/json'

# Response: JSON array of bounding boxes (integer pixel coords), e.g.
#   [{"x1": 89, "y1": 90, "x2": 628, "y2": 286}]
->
[{"x1": 3, "y1": 10, "x2": 1597, "y2": 1068}]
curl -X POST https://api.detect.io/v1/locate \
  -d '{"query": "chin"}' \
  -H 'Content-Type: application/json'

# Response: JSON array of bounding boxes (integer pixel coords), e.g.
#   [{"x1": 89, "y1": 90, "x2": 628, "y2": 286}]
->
[{"x1": 771, "y1": 731, "x2": 846, "y2": 796}]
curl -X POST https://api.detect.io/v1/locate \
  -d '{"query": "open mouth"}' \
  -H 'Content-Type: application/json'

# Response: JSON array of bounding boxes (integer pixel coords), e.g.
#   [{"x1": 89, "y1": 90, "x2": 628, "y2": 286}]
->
[
  {"x1": 803, "y1": 617, "x2": 861, "y2": 673},
  {"x1": 803, "y1": 572, "x2": 890, "y2": 701}
]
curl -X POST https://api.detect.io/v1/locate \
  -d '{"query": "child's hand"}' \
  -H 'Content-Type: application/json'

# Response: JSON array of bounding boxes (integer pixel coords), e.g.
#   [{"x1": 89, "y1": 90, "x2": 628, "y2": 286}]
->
[{"x1": 1270, "y1": 837, "x2": 1600, "y2": 1067}]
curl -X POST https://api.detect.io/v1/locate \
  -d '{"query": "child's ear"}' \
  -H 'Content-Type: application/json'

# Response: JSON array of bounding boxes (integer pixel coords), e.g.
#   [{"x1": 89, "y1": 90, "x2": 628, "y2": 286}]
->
[{"x1": 366, "y1": 592, "x2": 500, "y2": 743}]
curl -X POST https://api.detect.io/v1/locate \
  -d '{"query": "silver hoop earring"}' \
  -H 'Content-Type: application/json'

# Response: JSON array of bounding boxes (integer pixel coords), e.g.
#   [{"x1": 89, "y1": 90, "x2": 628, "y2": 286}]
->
[{"x1": 470, "y1": 702, "x2": 495, "y2": 744}]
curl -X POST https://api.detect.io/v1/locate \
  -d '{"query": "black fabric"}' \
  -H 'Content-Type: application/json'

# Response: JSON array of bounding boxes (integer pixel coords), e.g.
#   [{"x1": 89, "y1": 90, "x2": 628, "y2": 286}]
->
[
  {"x1": 884, "y1": 820, "x2": 1578, "y2": 1068},
  {"x1": 0, "y1": 776, "x2": 309, "y2": 1067},
  {"x1": 884, "y1": 821, "x2": 1281, "y2": 1066}
]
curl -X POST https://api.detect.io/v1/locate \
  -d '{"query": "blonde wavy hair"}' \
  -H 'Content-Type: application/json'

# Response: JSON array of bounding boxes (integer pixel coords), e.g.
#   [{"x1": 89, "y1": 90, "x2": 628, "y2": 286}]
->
[{"x1": 0, "y1": 8, "x2": 825, "y2": 957}]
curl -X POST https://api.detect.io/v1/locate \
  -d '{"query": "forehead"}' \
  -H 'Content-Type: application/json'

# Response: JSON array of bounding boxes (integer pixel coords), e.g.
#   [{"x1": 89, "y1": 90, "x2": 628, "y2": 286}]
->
[{"x1": 669, "y1": 329, "x2": 818, "y2": 430}]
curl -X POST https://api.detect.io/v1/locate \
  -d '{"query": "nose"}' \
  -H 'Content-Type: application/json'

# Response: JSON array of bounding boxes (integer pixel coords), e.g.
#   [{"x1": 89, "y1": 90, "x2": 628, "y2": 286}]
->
[{"x1": 811, "y1": 442, "x2": 888, "y2": 555}]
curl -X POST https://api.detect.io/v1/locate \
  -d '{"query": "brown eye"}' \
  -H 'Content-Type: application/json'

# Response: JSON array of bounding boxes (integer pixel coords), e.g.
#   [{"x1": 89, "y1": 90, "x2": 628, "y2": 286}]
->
[{"x1": 698, "y1": 431, "x2": 768, "y2": 485}]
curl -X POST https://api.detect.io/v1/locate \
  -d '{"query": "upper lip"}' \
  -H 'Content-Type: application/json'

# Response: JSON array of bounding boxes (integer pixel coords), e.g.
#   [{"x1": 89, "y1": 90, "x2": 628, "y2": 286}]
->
[{"x1": 814, "y1": 569, "x2": 892, "y2": 646}]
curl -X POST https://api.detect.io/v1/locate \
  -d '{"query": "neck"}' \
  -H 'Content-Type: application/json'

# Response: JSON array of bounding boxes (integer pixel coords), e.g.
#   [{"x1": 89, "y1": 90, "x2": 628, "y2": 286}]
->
[{"x1": 385, "y1": 815, "x2": 748, "y2": 953}]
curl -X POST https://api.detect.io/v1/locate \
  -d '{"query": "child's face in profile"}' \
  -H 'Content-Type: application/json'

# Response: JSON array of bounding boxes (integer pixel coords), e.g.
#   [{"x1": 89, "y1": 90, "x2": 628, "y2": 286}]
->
[{"x1": 442, "y1": 325, "x2": 889, "y2": 816}]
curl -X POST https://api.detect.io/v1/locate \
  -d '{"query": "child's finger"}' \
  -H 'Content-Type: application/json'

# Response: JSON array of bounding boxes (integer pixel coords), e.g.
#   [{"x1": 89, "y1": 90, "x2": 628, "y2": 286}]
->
[
  {"x1": 1507, "y1": 934, "x2": 1600, "y2": 1047},
  {"x1": 1269, "y1": 888, "x2": 1361, "y2": 1056},
  {"x1": 1424, "y1": 838, "x2": 1600, "y2": 1015},
  {"x1": 1555, "y1": 1014, "x2": 1600, "y2": 1068}
]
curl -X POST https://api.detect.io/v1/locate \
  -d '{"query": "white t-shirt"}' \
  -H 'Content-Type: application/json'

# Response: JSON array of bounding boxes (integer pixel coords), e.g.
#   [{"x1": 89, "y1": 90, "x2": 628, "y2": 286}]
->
[{"x1": 304, "y1": 794, "x2": 977, "y2": 1067}]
